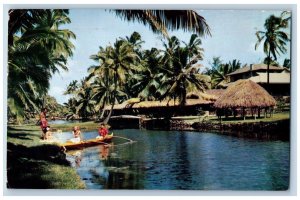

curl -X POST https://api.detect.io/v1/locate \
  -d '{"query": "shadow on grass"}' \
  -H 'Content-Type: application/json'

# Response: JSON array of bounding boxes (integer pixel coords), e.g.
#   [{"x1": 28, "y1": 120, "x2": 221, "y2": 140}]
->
[
  {"x1": 7, "y1": 126, "x2": 39, "y2": 132},
  {"x1": 7, "y1": 142, "x2": 69, "y2": 166},
  {"x1": 7, "y1": 142, "x2": 70, "y2": 188},
  {"x1": 8, "y1": 133, "x2": 35, "y2": 141}
]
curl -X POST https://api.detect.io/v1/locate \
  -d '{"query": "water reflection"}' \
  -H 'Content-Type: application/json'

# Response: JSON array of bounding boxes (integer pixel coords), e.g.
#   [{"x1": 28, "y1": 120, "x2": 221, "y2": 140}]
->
[{"x1": 63, "y1": 129, "x2": 289, "y2": 190}]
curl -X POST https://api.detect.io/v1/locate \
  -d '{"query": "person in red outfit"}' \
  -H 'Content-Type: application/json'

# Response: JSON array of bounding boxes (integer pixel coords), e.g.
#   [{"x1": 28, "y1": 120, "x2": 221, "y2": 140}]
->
[
  {"x1": 97, "y1": 123, "x2": 108, "y2": 139},
  {"x1": 40, "y1": 108, "x2": 48, "y2": 140}
]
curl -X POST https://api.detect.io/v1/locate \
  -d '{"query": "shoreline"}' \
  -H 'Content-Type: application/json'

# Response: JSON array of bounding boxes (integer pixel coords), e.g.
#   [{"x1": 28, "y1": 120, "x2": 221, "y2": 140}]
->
[{"x1": 108, "y1": 117, "x2": 290, "y2": 141}]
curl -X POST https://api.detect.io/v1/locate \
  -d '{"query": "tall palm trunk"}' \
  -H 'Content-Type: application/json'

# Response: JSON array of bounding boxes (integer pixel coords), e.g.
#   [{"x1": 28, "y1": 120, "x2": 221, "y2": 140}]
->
[
  {"x1": 99, "y1": 107, "x2": 106, "y2": 119},
  {"x1": 267, "y1": 50, "x2": 271, "y2": 86},
  {"x1": 103, "y1": 70, "x2": 118, "y2": 124}
]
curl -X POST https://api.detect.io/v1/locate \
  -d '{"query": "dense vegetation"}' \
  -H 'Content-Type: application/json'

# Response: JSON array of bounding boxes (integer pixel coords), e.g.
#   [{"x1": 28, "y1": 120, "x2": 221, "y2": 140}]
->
[
  {"x1": 64, "y1": 32, "x2": 211, "y2": 122},
  {"x1": 8, "y1": 9, "x2": 76, "y2": 123}
]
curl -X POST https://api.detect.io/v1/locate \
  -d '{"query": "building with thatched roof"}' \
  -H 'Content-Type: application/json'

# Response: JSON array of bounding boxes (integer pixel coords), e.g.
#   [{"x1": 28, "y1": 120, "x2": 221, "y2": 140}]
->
[
  {"x1": 226, "y1": 64, "x2": 290, "y2": 96},
  {"x1": 103, "y1": 93, "x2": 217, "y2": 117},
  {"x1": 214, "y1": 79, "x2": 276, "y2": 108},
  {"x1": 214, "y1": 79, "x2": 276, "y2": 119}
]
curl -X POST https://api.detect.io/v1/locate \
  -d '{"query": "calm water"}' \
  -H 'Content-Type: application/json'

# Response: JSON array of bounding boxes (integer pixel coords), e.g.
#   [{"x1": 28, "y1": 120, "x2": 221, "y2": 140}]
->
[
  {"x1": 48, "y1": 120, "x2": 81, "y2": 125},
  {"x1": 54, "y1": 129, "x2": 290, "y2": 190}
]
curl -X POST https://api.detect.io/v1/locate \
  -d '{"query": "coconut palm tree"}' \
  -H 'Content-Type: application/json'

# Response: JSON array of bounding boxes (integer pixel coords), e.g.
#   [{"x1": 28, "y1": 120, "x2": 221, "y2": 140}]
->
[
  {"x1": 90, "y1": 38, "x2": 138, "y2": 123},
  {"x1": 8, "y1": 10, "x2": 75, "y2": 121},
  {"x1": 128, "y1": 47, "x2": 163, "y2": 100},
  {"x1": 209, "y1": 58, "x2": 242, "y2": 88},
  {"x1": 75, "y1": 78, "x2": 96, "y2": 120},
  {"x1": 112, "y1": 10, "x2": 211, "y2": 38},
  {"x1": 63, "y1": 97, "x2": 78, "y2": 120},
  {"x1": 255, "y1": 11, "x2": 290, "y2": 85},
  {"x1": 158, "y1": 35, "x2": 207, "y2": 106},
  {"x1": 64, "y1": 80, "x2": 79, "y2": 95}
]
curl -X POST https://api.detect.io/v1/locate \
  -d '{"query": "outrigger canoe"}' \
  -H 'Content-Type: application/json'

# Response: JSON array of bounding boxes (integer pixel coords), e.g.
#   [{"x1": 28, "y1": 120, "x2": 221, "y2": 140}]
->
[{"x1": 60, "y1": 133, "x2": 113, "y2": 150}]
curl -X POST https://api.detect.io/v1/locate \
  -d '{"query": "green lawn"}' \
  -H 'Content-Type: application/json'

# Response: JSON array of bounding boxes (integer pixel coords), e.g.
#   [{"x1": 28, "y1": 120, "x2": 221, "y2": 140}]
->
[{"x1": 6, "y1": 125, "x2": 85, "y2": 189}]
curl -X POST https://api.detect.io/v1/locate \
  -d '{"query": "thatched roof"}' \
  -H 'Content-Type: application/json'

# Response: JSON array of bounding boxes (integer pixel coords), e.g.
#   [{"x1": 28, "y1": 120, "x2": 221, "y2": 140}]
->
[
  {"x1": 214, "y1": 79, "x2": 276, "y2": 108},
  {"x1": 206, "y1": 89, "x2": 225, "y2": 99},
  {"x1": 186, "y1": 90, "x2": 225, "y2": 101},
  {"x1": 104, "y1": 98, "x2": 213, "y2": 111},
  {"x1": 132, "y1": 99, "x2": 212, "y2": 108}
]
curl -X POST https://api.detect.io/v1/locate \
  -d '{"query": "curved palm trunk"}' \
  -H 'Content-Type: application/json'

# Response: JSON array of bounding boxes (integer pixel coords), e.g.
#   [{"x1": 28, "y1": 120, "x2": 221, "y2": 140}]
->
[
  {"x1": 103, "y1": 70, "x2": 118, "y2": 124},
  {"x1": 103, "y1": 102, "x2": 115, "y2": 124},
  {"x1": 99, "y1": 108, "x2": 106, "y2": 119}
]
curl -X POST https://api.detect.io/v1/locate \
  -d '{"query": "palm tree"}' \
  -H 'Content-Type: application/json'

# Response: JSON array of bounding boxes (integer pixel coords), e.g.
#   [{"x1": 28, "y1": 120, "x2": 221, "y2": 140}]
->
[
  {"x1": 63, "y1": 97, "x2": 78, "y2": 120},
  {"x1": 90, "y1": 77, "x2": 113, "y2": 119},
  {"x1": 75, "y1": 79, "x2": 96, "y2": 120},
  {"x1": 90, "y1": 38, "x2": 138, "y2": 123},
  {"x1": 282, "y1": 58, "x2": 291, "y2": 69},
  {"x1": 8, "y1": 10, "x2": 75, "y2": 121},
  {"x1": 210, "y1": 58, "x2": 242, "y2": 88},
  {"x1": 128, "y1": 47, "x2": 162, "y2": 100},
  {"x1": 255, "y1": 11, "x2": 290, "y2": 86},
  {"x1": 158, "y1": 35, "x2": 208, "y2": 106},
  {"x1": 64, "y1": 80, "x2": 79, "y2": 95},
  {"x1": 113, "y1": 10, "x2": 211, "y2": 38}
]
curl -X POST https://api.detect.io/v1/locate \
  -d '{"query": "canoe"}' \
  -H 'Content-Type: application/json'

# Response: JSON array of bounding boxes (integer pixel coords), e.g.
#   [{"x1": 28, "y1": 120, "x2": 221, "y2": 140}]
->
[{"x1": 60, "y1": 133, "x2": 113, "y2": 150}]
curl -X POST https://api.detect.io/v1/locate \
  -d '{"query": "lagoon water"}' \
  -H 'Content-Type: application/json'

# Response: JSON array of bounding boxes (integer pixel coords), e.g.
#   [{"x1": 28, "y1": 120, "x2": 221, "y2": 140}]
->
[
  {"x1": 55, "y1": 129, "x2": 289, "y2": 190},
  {"x1": 48, "y1": 120, "x2": 81, "y2": 125}
]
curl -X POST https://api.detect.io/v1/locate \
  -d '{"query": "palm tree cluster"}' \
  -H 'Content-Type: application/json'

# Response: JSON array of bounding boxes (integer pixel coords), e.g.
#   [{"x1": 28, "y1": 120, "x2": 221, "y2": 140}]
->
[
  {"x1": 8, "y1": 9, "x2": 76, "y2": 122},
  {"x1": 203, "y1": 57, "x2": 243, "y2": 89},
  {"x1": 65, "y1": 32, "x2": 210, "y2": 122}
]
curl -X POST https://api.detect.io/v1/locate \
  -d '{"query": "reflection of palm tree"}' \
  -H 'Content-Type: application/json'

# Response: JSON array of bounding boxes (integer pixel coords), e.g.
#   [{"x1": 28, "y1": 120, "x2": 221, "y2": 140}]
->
[
  {"x1": 255, "y1": 12, "x2": 290, "y2": 85},
  {"x1": 74, "y1": 151, "x2": 82, "y2": 168}
]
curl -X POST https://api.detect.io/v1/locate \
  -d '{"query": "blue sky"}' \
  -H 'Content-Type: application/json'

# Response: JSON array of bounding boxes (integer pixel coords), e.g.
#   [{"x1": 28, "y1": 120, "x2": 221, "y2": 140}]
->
[{"x1": 49, "y1": 9, "x2": 291, "y2": 104}]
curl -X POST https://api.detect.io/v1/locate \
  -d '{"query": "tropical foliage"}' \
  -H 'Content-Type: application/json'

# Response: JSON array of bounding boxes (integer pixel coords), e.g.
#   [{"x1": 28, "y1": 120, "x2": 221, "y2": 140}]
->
[
  {"x1": 255, "y1": 11, "x2": 291, "y2": 85},
  {"x1": 8, "y1": 9, "x2": 75, "y2": 123},
  {"x1": 112, "y1": 10, "x2": 211, "y2": 38},
  {"x1": 65, "y1": 32, "x2": 209, "y2": 122},
  {"x1": 205, "y1": 57, "x2": 243, "y2": 89}
]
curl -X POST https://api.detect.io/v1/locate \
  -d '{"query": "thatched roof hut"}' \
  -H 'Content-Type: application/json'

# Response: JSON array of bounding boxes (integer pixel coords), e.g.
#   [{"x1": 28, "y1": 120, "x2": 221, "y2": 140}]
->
[
  {"x1": 131, "y1": 98, "x2": 212, "y2": 109},
  {"x1": 104, "y1": 98, "x2": 213, "y2": 111},
  {"x1": 214, "y1": 79, "x2": 276, "y2": 109}
]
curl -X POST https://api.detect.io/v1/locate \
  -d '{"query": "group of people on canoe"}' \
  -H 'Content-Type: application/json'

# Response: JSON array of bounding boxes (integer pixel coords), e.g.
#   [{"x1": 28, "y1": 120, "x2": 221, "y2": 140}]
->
[{"x1": 39, "y1": 107, "x2": 109, "y2": 143}]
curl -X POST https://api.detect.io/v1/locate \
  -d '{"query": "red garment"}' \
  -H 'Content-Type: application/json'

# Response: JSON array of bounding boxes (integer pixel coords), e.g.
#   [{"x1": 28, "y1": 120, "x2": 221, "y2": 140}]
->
[
  {"x1": 98, "y1": 127, "x2": 108, "y2": 137},
  {"x1": 41, "y1": 119, "x2": 48, "y2": 128}
]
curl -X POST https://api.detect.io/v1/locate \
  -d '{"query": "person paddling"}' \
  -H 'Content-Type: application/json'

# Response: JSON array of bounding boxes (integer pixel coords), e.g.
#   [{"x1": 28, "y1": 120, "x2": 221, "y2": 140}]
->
[{"x1": 97, "y1": 123, "x2": 109, "y2": 139}]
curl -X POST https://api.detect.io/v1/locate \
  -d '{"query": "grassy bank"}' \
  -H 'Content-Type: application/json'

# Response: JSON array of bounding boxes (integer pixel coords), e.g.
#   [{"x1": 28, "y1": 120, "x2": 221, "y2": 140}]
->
[{"x1": 7, "y1": 125, "x2": 85, "y2": 189}]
